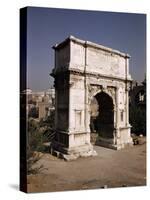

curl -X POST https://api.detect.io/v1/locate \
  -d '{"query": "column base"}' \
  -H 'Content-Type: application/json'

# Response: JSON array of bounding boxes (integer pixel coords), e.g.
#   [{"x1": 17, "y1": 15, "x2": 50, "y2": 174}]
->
[
  {"x1": 96, "y1": 138, "x2": 133, "y2": 150},
  {"x1": 50, "y1": 141, "x2": 97, "y2": 161},
  {"x1": 95, "y1": 137, "x2": 119, "y2": 150},
  {"x1": 95, "y1": 132, "x2": 133, "y2": 150}
]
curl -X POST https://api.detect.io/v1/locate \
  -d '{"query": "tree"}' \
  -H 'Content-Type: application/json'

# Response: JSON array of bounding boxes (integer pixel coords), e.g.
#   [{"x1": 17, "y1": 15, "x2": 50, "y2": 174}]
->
[{"x1": 129, "y1": 106, "x2": 146, "y2": 135}]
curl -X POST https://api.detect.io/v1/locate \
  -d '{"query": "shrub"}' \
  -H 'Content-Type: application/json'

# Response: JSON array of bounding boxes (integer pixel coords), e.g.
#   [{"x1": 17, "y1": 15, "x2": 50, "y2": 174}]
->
[{"x1": 27, "y1": 111, "x2": 55, "y2": 174}]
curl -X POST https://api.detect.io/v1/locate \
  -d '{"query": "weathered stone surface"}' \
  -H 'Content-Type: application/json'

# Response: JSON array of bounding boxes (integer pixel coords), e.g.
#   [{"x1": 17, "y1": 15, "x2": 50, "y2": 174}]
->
[
  {"x1": 61, "y1": 149, "x2": 97, "y2": 161},
  {"x1": 51, "y1": 36, "x2": 133, "y2": 160}
]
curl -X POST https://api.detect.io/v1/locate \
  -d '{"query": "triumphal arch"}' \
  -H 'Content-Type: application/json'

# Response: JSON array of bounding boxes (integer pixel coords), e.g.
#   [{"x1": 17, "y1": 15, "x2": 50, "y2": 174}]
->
[{"x1": 51, "y1": 36, "x2": 133, "y2": 160}]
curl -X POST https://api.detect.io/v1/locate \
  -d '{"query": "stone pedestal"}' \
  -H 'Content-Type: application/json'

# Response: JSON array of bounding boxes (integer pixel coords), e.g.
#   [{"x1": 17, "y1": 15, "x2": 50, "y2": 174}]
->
[
  {"x1": 95, "y1": 125, "x2": 133, "y2": 150},
  {"x1": 50, "y1": 131, "x2": 97, "y2": 161}
]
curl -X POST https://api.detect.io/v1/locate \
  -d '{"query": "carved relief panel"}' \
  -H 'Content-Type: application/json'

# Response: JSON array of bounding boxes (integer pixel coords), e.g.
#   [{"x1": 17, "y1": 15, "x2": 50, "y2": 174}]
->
[{"x1": 88, "y1": 84, "x2": 116, "y2": 107}]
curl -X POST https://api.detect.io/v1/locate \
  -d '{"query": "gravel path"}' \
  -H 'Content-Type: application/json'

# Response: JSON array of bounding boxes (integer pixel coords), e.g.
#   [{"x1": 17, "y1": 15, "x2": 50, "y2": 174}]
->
[{"x1": 27, "y1": 143, "x2": 146, "y2": 193}]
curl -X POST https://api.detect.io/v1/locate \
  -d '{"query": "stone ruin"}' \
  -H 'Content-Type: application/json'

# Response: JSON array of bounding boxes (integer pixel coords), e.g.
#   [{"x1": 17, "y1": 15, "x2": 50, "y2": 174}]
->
[{"x1": 50, "y1": 36, "x2": 133, "y2": 160}]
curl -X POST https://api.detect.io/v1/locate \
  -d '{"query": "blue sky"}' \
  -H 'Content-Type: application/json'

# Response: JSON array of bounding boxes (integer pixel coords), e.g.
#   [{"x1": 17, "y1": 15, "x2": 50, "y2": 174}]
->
[{"x1": 27, "y1": 7, "x2": 146, "y2": 91}]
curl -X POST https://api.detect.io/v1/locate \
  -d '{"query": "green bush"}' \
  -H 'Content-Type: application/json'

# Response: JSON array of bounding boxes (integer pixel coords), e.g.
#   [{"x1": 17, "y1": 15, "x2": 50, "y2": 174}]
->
[
  {"x1": 27, "y1": 111, "x2": 55, "y2": 174},
  {"x1": 27, "y1": 110, "x2": 55, "y2": 153}
]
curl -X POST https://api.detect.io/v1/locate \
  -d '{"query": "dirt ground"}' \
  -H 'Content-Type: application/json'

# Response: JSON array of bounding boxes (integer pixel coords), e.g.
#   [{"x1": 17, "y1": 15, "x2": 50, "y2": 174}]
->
[{"x1": 27, "y1": 143, "x2": 146, "y2": 193}]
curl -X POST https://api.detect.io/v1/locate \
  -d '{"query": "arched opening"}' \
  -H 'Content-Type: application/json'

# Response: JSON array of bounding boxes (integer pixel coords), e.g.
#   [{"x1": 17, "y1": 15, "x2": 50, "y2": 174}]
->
[{"x1": 90, "y1": 92, "x2": 114, "y2": 139}]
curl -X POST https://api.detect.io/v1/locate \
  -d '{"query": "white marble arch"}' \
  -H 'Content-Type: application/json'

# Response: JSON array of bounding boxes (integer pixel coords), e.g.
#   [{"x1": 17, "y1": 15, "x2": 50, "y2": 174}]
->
[{"x1": 50, "y1": 36, "x2": 133, "y2": 160}]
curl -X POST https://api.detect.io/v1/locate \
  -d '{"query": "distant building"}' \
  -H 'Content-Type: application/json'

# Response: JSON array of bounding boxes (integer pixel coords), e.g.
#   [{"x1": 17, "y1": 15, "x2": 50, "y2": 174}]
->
[
  {"x1": 34, "y1": 88, "x2": 55, "y2": 119},
  {"x1": 37, "y1": 91, "x2": 54, "y2": 119},
  {"x1": 129, "y1": 78, "x2": 146, "y2": 109},
  {"x1": 21, "y1": 88, "x2": 55, "y2": 119},
  {"x1": 129, "y1": 78, "x2": 146, "y2": 135}
]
